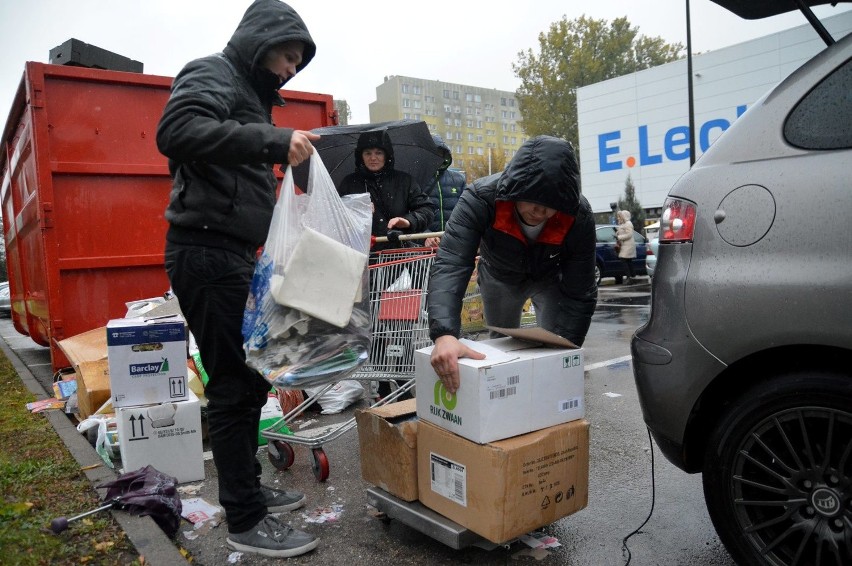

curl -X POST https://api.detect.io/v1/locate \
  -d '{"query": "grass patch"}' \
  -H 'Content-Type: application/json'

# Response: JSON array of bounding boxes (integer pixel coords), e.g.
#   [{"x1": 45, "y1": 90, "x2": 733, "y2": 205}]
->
[{"x1": 0, "y1": 351, "x2": 143, "y2": 565}]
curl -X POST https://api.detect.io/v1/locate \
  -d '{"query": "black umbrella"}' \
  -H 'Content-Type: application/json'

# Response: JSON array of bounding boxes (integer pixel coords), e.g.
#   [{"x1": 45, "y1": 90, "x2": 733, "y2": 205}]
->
[
  {"x1": 291, "y1": 119, "x2": 444, "y2": 192},
  {"x1": 51, "y1": 465, "x2": 182, "y2": 538}
]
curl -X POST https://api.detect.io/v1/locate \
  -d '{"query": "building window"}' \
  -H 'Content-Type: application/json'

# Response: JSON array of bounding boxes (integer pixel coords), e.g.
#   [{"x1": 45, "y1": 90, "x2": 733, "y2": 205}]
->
[
  {"x1": 403, "y1": 98, "x2": 410, "y2": 108},
  {"x1": 443, "y1": 89, "x2": 450, "y2": 98},
  {"x1": 466, "y1": 93, "x2": 473, "y2": 101},
  {"x1": 475, "y1": 94, "x2": 482, "y2": 103},
  {"x1": 413, "y1": 85, "x2": 421, "y2": 95},
  {"x1": 455, "y1": 132, "x2": 462, "y2": 140},
  {"x1": 501, "y1": 97, "x2": 507, "y2": 106},
  {"x1": 444, "y1": 117, "x2": 451, "y2": 125},
  {"x1": 453, "y1": 91, "x2": 460, "y2": 100},
  {"x1": 468, "y1": 146, "x2": 474, "y2": 155},
  {"x1": 444, "y1": 104, "x2": 452, "y2": 113},
  {"x1": 414, "y1": 100, "x2": 421, "y2": 109},
  {"x1": 454, "y1": 119, "x2": 461, "y2": 127},
  {"x1": 454, "y1": 105, "x2": 461, "y2": 114},
  {"x1": 413, "y1": 113, "x2": 420, "y2": 120},
  {"x1": 402, "y1": 84, "x2": 409, "y2": 93},
  {"x1": 477, "y1": 120, "x2": 483, "y2": 128},
  {"x1": 466, "y1": 119, "x2": 473, "y2": 127},
  {"x1": 476, "y1": 135, "x2": 483, "y2": 142},
  {"x1": 466, "y1": 107, "x2": 472, "y2": 115},
  {"x1": 404, "y1": 113, "x2": 410, "y2": 119},
  {"x1": 467, "y1": 133, "x2": 474, "y2": 141},
  {"x1": 477, "y1": 147, "x2": 484, "y2": 156}
]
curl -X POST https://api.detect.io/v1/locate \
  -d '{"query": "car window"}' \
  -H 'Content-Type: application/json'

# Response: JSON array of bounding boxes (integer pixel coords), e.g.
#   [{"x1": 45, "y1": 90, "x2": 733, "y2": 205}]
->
[
  {"x1": 632, "y1": 232, "x2": 645, "y2": 243},
  {"x1": 784, "y1": 59, "x2": 852, "y2": 150},
  {"x1": 596, "y1": 227, "x2": 616, "y2": 243}
]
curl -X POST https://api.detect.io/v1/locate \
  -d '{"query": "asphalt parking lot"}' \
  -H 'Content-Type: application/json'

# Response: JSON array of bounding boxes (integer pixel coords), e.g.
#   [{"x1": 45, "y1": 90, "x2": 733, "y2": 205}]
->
[{"x1": 4, "y1": 278, "x2": 736, "y2": 566}]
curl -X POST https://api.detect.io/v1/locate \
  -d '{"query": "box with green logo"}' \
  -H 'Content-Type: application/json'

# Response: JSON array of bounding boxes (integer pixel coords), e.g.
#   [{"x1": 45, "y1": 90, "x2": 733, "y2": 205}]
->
[
  {"x1": 415, "y1": 327, "x2": 584, "y2": 444},
  {"x1": 106, "y1": 315, "x2": 188, "y2": 408}
]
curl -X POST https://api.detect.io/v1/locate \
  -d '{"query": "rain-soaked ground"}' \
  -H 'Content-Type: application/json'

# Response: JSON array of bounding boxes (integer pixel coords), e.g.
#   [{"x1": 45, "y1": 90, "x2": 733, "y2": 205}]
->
[{"x1": 4, "y1": 277, "x2": 736, "y2": 566}]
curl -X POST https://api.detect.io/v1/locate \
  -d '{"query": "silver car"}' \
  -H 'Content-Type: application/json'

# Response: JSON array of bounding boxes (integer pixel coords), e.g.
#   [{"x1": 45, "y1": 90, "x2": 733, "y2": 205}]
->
[{"x1": 631, "y1": 3, "x2": 852, "y2": 565}]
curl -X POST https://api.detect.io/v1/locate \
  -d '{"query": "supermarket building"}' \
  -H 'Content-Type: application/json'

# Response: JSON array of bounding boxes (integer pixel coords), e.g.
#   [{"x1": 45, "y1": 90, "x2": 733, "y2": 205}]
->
[{"x1": 576, "y1": 11, "x2": 852, "y2": 222}]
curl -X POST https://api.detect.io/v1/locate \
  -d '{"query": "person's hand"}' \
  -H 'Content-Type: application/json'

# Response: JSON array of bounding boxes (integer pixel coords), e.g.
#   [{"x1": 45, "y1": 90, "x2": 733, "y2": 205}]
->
[
  {"x1": 388, "y1": 217, "x2": 411, "y2": 230},
  {"x1": 425, "y1": 237, "x2": 441, "y2": 248},
  {"x1": 430, "y1": 335, "x2": 486, "y2": 394},
  {"x1": 287, "y1": 130, "x2": 320, "y2": 166}
]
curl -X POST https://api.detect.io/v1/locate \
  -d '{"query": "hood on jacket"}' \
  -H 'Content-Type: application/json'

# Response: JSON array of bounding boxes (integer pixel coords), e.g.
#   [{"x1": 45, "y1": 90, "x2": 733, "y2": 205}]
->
[
  {"x1": 432, "y1": 134, "x2": 453, "y2": 172},
  {"x1": 223, "y1": 0, "x2": 316, "y2": 89},
  {"x1": 354, "y1": 129, "x2": 395, "y2": 172},
  {"x1": 618, "y1": 210, "x2": 632, "y2": 223},
  {"x1": 496, "y1": 135, "x2": 580, "y2": 215}
]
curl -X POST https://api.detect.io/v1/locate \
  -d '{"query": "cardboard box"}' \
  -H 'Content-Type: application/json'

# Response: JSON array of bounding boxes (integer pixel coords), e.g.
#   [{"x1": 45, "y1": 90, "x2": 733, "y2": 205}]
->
[
  {"x1": 415, "y1": 327, "x2": 584, "y2": 443},
  {"x1": 417, "y1": 419, "x2": 589, "y2": 544},
  {"x1": 116, "y1": 390, "x2": 204, "y2": 483},
  {"x1": 355, "y1": 399, "x2": 418, "y2": 501},
  {"x1": 76, "y1": 359, "x2": 111, "y2": 419},
  {"x1": 106, "y1": 316, "x2": 188, "y2": 408}
]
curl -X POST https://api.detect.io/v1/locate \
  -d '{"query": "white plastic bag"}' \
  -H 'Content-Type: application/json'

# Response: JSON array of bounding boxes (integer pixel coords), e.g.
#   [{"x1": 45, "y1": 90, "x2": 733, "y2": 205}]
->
[
  {"x1": 304, "y1": 380, "x2": 366, "y2": 414},
  {"x1": 243, "y1": 153, "x2": 373, "y2": 390}
]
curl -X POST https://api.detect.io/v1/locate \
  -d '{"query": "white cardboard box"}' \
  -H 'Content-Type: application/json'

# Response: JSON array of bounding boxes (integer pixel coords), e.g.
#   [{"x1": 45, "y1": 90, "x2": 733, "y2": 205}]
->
[
  {"x1": 116, "y1": 390, "x2": 205, "y2": 483},
  {"x1": 415, "y1": 327, "x2": 584, "y2": 443},
  {"x1": 106, "y1": 316, "x2": 188, "y2": 408}
]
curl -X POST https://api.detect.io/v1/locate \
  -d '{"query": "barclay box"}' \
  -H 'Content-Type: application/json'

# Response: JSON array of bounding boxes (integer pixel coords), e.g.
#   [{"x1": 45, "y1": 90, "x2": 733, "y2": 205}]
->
[
  {"x1": 415, "y1": 327, "x2": 584, "y2": 443},
  {"x1": 107, "y1": 316, "x2": 188, "y2": 408}
]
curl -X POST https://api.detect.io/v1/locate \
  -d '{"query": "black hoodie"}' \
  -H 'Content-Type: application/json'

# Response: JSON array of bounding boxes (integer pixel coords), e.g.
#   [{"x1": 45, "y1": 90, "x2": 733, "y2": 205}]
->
[
  {"x1": 427, "y1": 136, "x2": 598, "y2": 345},
  {"x1": 157, "y1": 0, "x2": 316, "y2": 251}
]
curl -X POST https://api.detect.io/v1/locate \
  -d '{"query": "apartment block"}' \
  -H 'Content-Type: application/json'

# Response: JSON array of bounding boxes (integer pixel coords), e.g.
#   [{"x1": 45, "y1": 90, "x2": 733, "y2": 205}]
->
[{"x1": 369, "y1": 75, "x2": 526, "y2": 171}]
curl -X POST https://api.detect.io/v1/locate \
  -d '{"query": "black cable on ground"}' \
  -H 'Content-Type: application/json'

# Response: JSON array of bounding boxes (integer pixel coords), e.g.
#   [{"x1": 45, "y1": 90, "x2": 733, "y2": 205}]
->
[{"x1": 622, "y1": 427, "x2": 656, "y2": 566}]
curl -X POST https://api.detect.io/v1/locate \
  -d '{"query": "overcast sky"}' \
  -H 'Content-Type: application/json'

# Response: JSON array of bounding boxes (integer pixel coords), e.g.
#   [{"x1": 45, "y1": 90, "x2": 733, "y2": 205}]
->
[{"x1": 1, "y1": 1, "x2": 849, "y2": 126}]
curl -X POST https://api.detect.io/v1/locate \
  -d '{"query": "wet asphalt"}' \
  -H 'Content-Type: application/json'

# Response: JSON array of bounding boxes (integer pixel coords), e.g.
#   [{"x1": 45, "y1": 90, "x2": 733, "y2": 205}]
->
[{"x1": 3, "y1": 278, "x2": 737, "y2": 566}]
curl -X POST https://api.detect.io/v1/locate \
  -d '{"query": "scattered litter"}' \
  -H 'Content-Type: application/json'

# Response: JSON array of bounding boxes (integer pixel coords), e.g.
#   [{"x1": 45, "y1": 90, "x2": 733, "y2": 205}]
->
[
  {"x1": 178, "y1": 483, "x2": 203, "y2": 496},
  {"x1": 227, "y1": 551, "x2": 243, "y2": 563},
  {"x1": 520, "y1": 531, "x2": 561, "y2": 549},
  {"x1": 296, "y1": 418, "x2": 319, "y2": 430},
  {"x1": 181, "y1": 497, "x2": 223, "y2": 528},
  {"x1": 603, "y1": 392, "x2": 622, "y2": 398},
  {"x1": 26, "y1": 398, "x2": 66, "y2": 412},
  {"x1": 302, "y1": 504, "x2": 343, "y2": 523},
  {"x1": 203, "y1": 450, "x2": 214, "y2": 461}
]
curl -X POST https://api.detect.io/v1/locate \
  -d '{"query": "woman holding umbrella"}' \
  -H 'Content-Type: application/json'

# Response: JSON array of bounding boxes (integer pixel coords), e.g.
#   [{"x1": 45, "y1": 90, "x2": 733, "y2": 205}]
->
[{"x1": 338, "y1": 130, "x2": 434, "y2": 252}]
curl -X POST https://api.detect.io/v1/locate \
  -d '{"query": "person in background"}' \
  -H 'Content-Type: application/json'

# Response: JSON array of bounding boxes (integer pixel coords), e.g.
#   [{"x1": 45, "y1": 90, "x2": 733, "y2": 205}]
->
[
  {"x1": 616, "y1": 209, "x2": 637, "y2": 284},
  {"x1": 424, "y1": 135, "x2": 466, "y2": 248},
  {"x1": 427, "y1": 136, "x2": 598, "y2": 394},
  {"x1": 338, "y1": 130, "x2": 434, "y2": 252},
  {"x1": 156, "y1": 0, "x2": 320, "y2": 558}
]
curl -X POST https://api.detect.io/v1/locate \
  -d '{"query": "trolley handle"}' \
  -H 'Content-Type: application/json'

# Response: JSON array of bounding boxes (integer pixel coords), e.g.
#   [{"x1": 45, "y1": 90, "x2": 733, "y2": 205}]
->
[{"x1": 371, "y1": 231, "x2": 444, "y2": 247}]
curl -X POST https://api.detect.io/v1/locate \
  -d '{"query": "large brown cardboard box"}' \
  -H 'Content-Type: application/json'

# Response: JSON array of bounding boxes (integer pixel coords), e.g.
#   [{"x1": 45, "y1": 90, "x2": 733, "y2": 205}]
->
[
  {"x1": 76, "y1": 360, "x2": 111, "y2": 418},
  {"x1": 355, "y1": 399, "x2": 418, "y2": 501},
  {"x1": 417, "y1": 419, "x2": 589, "y2": 544}
]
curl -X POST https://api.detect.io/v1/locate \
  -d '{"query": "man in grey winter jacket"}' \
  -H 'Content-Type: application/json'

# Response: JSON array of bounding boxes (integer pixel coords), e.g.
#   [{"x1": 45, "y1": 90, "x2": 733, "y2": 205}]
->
[
  {"x1": 428, "y1": 136, "x2": 598, "y2": 394},
  {"x1": 157, "y1": 0, "x2": 319, "y2": 558}
]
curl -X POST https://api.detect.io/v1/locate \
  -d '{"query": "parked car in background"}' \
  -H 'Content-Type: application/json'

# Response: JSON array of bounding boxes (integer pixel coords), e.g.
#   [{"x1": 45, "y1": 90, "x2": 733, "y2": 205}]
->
[
  {"x1": 645, "y1": 238, "x2": 659, "y2": 279},
  {"x1": 631, "y1": 2, "x2": 851, "y2": 565},
  {"x1": 594, "y1": 224, "x2": 647, "y2": 285},
  {"x1": 0, "y1": 282, "x2": 10, "y2": 317}
]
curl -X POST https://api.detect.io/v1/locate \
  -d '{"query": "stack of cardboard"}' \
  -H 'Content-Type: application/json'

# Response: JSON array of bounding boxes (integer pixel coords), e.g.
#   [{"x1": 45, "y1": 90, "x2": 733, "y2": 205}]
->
[
  {"x1": 58, "y1": 314, "x2": 205, "y2": 484},
  {"x1": 106, "y1": 315, "x2": 204, "y2": 483},
  {"x1": 357, "y1": 327, "x2": 589, "y2": 545}
]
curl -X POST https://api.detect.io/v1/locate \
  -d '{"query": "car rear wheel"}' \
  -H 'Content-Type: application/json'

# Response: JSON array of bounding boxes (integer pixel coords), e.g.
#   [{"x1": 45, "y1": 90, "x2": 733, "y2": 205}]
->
[
  {"x1": 595, "y1": 263, "x2": 602, "y2": 285},
  {"x1": 702, "y1": 372, "x2": 852, "y2": 566}
]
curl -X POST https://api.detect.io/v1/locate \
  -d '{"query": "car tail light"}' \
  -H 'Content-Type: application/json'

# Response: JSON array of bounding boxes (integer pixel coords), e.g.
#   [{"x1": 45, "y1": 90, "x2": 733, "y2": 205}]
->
[
  {"x1": 646, "y1": 246, "x2": 654, "y2": 256},
  {"x1": 660, "y1": 198, "x2": 696, "y2": 242}
]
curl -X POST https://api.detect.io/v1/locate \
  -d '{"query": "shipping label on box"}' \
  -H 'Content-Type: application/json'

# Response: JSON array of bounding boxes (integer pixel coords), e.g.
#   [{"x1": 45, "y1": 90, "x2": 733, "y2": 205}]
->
[
  {"x1": 107, "y1": 316, "x2": 188, "y2": 408},
  {"x1": 355, "y1": 399, "x2": 419, "y2": 501},
  {"x1": 116, "y1": 390, "x2": 204, "y2": 483},
  {"x1": 418, "y1": 419, "x2": 590, "y2": 544},
  {"x1": 415, "y1": 330, "x2": 584, "y2": 443}
]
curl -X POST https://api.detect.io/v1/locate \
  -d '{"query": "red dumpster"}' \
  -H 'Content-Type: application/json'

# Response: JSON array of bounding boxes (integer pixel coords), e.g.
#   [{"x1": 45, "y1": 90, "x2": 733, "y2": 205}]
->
[{"x1": 1, "y1": 61, "x2": 337, "y2": 371}]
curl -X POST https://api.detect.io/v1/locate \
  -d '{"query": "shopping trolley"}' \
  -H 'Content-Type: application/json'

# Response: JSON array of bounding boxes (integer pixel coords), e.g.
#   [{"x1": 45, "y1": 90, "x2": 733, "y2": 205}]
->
[{"x1": 262, "y1": 244, "x2": 437, "y2": 481}]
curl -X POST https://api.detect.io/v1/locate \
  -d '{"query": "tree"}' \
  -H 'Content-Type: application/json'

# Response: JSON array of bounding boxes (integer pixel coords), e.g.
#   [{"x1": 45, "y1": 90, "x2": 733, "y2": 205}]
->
[
  {"x1": 513, "y1": 15, "x2": 683, "y2": 150},
  {"x1": 464, "y1": 147, "x2": 509, "y2": 183},
  {"x1": 333, "y1": 99, "x2": 351, "y2": 125},
  {"x1": 618, "y1": 174, "x2": 646, "y2": 230}
]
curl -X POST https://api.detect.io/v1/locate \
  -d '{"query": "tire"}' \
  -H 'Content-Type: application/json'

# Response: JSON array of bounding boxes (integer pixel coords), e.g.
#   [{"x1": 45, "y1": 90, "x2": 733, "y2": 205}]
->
[
  {"x1": 702, "y1": 371, "x2": 852, "y2": 566},
  {"x1": 595, "y1": 263, "x2": 602, "y2": 286}
]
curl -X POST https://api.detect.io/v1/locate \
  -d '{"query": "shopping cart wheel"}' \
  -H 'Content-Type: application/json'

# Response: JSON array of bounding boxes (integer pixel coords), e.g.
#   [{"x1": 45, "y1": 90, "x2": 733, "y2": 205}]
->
[
  {"x1": 268, "y1": 440, "x2": 295, "y2": 471},
  {"x1": 311, "y1": 448, "x2": 330, "y2": 482}
]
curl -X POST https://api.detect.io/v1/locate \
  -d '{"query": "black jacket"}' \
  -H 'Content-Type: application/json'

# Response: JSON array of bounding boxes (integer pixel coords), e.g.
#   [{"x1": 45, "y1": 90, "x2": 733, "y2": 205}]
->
[
  {"x1": 428, "y1": 136, "x2": 598, "y2": 345},
  {"x1": 157, "y1": 0, "x2": 316, "y2": 251},
  {"x1": 425, "y1": 135, "x2": 466, "y2": 232},
  {"x1": 338, "y1": 130, "x2": 433, "y2": 251}
]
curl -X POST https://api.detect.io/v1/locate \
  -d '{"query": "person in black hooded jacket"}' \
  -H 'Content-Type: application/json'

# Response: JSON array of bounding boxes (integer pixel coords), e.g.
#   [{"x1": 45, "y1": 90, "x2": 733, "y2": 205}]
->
[
  {"x1": 338, "y1": 129, "x2": 433, "y2": 252},
  {"x1": 424, "y1": 134, "x2": 466, "y2": 244},
  {"x1": 157, "y1": 0, "x2": 319, "y2": 558},
  {"x1": 428, "y1": 136, "x2": 598, "y2": 394}
]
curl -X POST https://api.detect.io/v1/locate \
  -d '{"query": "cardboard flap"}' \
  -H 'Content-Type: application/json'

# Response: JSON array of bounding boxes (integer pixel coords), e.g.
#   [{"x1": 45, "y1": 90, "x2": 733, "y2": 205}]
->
[
  {"x1": 486, "y1": 326, "x2": 578, "y2": 349},
  {"x1": 57, "y1": 327, "x2": 108, "y2": 366},
  {"x1": 365, "y1": 398, "x2": 416, "y2": 419},
  {"x1": 419, "y1": 340, "x2": 518, "y2": 368}
]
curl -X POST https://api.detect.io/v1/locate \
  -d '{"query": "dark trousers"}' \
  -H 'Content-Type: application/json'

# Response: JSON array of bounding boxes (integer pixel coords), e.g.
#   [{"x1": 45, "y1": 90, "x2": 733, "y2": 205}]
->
[
  {"x1": 164, "y1": 242, "x2": 270, "y2": 534},
  {"x1": 477, "y1": 261, "x2": 562, "y2": 336},
  {"x1": 622, "y1": 258, "x2": 635, "y2": 277}
]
